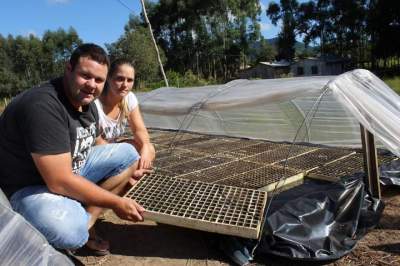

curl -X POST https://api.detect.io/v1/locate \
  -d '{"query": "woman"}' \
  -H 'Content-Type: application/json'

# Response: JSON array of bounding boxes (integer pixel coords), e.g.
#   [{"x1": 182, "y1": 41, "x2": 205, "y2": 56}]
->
[{"x1": 95, "y1": 58, "x2": 155, "y2": 174}]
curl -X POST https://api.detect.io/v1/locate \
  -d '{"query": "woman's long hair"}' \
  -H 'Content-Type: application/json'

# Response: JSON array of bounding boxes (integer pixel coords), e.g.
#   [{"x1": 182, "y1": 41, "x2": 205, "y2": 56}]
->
[{"x1": 103, "y1": 58, "x2": 135, "y2": 126}]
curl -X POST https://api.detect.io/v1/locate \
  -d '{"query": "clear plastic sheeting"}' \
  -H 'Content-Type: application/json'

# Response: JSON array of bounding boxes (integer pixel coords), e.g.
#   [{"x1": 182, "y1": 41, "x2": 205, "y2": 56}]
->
[
  {"x1": 0, "y1": 188, "x2": 73, "y2": 266},
  {"x1": 327, "y1": 69, "x2": 400, "y2": 157},
  {"x1": 139, "y1": 69, "x2": 399, "y2": 149},
  {"x1": 140, "y1": 77, "x2": 332, "y2": 114}
]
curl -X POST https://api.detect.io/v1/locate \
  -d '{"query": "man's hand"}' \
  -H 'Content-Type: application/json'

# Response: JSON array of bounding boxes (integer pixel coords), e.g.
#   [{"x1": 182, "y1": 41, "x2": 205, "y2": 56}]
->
[{"x1": 113, "y1": 197, "x2": 145, "y2": 222}]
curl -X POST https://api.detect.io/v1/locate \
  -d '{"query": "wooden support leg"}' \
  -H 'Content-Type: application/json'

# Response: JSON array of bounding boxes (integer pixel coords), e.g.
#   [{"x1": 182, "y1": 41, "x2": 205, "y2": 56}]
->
[{"x1": 360, "y1": 124, "x2": 381, "y2": 199}]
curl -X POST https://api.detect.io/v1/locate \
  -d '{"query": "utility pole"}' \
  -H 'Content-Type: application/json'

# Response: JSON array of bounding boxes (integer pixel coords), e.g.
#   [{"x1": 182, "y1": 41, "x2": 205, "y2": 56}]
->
[{"x1": 139, "y1": 0, "x2": 169, "y2": 87}]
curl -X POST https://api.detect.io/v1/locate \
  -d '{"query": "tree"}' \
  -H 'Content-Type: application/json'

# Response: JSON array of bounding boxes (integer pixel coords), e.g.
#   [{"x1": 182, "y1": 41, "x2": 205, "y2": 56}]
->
[
  {"x1": 330, "y1": 0, "x2": 368, "y2": 63},
  {"x1": 255, "y1": 37, "x2": 277, "y2": 62},
  {"x1": 0, "y1": 35, "x2": 20, "y2": 96},
  {"x1": 147, "y1": 0, "x2": 261, "y2": 81},
  {"x1": 267, "y1": 0, "x2": 299, "y2": 61},
  {"x1": 367, "y1": 0, "x2": 400, "y2": 69},
  {"x1": 0, "y1": 28, "x2": 82, "y2": 97},
  {"x1": 41, "y1": 27, "x2": 82, "y2": 79},
  {"x1": 298, "y1": 0, "x2": 369, "y2": 65},
  {"x1": 106, "y1": 15, "x2": 165, "y2": 89},
  {"x1": 297, "y1": 0, "x2": 331, "y2": 51}
]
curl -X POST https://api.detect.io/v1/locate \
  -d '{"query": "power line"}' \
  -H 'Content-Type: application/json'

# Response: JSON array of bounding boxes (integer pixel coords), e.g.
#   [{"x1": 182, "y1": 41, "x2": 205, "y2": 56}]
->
[
  {"x1": 114, "y1": 0, "x2": 169, "y2": 86},
  {"x1": 116, "y1": 0, "x2": 134, "y2": 13}
]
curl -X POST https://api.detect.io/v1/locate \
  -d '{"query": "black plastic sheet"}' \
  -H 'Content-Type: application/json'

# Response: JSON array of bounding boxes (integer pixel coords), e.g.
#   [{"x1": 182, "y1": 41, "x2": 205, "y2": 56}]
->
[
  {"x1": 380, "y1": 159, "x2": 400, "y2": 186},
  {"x1": 257, "y1": 176, "x2": 383, "y2": 261},
  {"x1": 219, "y1": 176, "x2": 384, "y2": 265}
]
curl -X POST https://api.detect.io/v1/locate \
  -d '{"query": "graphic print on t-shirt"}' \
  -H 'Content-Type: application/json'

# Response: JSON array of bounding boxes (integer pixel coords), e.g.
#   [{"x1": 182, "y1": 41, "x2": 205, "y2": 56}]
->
[
  {"x1": 72, "y1": 122, "x2": 96, "y2": 173},
  {"x1": 101, "y1": 123, "x2": 125, "y2": 141}
]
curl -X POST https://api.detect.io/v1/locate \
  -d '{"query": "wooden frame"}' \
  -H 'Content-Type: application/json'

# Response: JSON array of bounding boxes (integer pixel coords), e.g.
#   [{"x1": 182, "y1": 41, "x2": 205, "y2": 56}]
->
[{"x1": 360, "y1": 124, "x2": 381, "y2": 199}]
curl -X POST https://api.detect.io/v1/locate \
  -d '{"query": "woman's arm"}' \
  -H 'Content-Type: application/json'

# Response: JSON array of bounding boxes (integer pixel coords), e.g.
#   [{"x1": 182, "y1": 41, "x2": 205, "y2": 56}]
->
[{"x1": 128, "y1": 105, "x2": 155, "y2": 169}]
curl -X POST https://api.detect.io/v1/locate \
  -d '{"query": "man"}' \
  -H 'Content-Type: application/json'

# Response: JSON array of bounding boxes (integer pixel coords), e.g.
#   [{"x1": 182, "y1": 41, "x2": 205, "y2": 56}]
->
[{"x1": 0, "y1": 43, "x2": 144, "y2": 254}]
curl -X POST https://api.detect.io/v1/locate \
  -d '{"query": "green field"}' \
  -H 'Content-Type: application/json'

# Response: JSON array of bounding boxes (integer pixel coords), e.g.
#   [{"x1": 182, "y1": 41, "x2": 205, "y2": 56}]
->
[{"x1": 383, "y1": 76, "x2": 400, "y2": 94}]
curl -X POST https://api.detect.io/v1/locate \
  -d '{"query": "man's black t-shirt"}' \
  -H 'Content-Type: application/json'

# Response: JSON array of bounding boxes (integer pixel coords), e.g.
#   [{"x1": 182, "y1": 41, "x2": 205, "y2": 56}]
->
[{"x1": 0, "y1": 77, "x2": 99, "y2": 197}]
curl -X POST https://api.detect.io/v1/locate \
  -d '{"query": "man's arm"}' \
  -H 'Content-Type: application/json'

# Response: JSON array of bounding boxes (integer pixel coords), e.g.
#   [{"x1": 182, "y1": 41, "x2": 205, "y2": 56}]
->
[{"x1": 31, "y1": 152, "x2": 144, "y2": 221}]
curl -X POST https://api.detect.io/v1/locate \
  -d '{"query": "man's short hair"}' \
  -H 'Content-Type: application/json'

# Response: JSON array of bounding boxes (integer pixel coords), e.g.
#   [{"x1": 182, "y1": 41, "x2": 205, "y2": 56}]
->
[{"x1": 69, "y1": 43, "x2": 110, "y2": 70}]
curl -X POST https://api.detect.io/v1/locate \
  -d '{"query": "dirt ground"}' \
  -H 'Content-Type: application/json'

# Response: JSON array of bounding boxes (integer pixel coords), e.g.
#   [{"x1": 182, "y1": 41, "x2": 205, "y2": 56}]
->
[{"x1": 69, "y1": 185, "x2": 400, "y2": 266}]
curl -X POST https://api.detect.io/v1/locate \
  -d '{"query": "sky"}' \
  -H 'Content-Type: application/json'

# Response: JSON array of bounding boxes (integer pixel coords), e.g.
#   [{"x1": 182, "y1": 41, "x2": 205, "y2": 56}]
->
[{"x1": 0, "y1": 0, "x2": 281, "y2": 47}]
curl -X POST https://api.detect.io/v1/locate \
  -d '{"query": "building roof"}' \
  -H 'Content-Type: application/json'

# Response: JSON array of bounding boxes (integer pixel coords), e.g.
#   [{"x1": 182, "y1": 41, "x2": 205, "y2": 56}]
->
[
  {"x1": 294, "y1": 55, "x2": 348, "y2": 64},
  {"x1": 259, "y1": 60, "x2": 291, "y2": 67}
]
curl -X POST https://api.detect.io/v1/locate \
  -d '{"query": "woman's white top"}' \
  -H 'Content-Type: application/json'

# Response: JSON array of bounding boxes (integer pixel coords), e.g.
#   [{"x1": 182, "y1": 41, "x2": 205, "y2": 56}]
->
[{"x1": 94, "y1": 92, "x2": 138, "y2": 141}]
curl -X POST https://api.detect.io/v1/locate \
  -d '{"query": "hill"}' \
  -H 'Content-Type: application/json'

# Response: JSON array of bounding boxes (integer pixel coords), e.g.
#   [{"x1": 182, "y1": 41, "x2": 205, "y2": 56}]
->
[{"x1": 265, "y1": 37, "x2": 318, "y2": 55}]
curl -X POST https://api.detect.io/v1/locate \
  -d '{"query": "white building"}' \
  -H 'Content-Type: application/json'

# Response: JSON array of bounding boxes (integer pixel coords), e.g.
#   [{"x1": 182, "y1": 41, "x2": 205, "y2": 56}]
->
[{"x1": 291, "y1": 56, "x2": 348, "y2": 76}]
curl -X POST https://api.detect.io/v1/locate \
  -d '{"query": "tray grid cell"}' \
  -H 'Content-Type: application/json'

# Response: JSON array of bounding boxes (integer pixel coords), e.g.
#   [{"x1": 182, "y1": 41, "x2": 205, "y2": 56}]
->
[
  {"x1": 149, "y1": 131, "x2": 179, "y2": 143},
  {"x1": 308, "y1": 152, "x2": 399, "y2": 181},
  {"x1": 164, "y1": 156, "x2": 233, "y2": 176},
  {"x1": 153, "y1": 133, "x2": 202, "y2": 145},
  {"x1": 278, "y1": 148, "x2": 354, "y2": 172},
  {"x1": 125, "y1": 173, "x2": 267, "y2": 239},
  {"x1": 307, "y1": 153, "x2": 364, "y2": 180},
  {"x1": 148, "y1": 130, "x2": 174, "y2": 139},
  {"x1": 215, "y1": 165, "x2": 303, "y2": 190},
  {"x1": 155, "y1": 151, "x2": 206, "y2": 168},
  {"x1": 210, "y1": 140, "x2": 253, "y2": 153},
  {"x1": 170, "y1": 135, "x2": 214, "y2": 147},
  {"x1": 154, "y1": 148, "x2": 191, "y2": 160},
  {"x1": 179, "y1": 160, "x2": 263, "y2": 183},
  {"x1": 228, "y1": 142, "x2": 284, "y2": 157},
  {"x1": 214, "y1": 140, "x2": 264, "y2": 154},
  {"x1": 188, "y1": 139, "x2": 243, "y2": 154},
  {"x1": 244, "y1": 145, "x2": 317, "y2": 164}
]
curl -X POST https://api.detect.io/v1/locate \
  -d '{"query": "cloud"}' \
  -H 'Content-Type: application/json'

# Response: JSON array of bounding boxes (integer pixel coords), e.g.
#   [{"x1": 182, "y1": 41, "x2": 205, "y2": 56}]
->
[
  {"x1": 47, "y1": 0, "x2": 70, "y2": 4},
  {"x1": 260, "y1": 22, "x2": 273, "y2": 32},
  {"x1": 259, "y1": 1, "x2": 266, "y2": 12}
]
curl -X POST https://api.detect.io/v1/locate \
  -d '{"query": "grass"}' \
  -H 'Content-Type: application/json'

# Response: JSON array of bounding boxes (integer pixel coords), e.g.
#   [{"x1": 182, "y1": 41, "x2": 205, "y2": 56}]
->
[
  {"x1": 383, "y1": 76, "x2": 400, "y2": 94},
  {"x1": 0, "y1": 97, "x2": 10, "y2": 113}
]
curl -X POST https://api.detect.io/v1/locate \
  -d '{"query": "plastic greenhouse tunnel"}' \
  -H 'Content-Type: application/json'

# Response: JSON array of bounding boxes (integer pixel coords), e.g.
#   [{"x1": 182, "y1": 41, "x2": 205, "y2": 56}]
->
[{"x1": 129, "y1": 69, "x2": 399, "y2": 264}]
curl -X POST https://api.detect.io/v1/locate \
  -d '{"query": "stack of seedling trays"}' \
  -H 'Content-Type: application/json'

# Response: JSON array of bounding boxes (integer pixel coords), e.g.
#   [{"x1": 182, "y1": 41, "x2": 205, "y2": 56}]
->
[
  {"x1": 123, "y1": 129, "x2": 398, "y2": 239},
  {"x1": 307, "y1": 152, "x2": 399, "y2": 182},
  {"x1": 125, "y1": 173, "x2": 267, "y2": 239}
]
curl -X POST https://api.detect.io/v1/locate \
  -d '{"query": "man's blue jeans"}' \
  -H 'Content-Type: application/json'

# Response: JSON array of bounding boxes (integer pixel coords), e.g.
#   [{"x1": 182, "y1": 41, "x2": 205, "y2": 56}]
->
[{"x1": 10, "y1": 143, "x2": 139, "y2": 249}]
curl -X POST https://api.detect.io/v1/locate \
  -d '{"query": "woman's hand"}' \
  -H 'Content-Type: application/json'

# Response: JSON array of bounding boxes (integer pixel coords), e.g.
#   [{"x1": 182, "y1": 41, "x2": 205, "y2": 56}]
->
[{"x1": 139, "y1": 142, "x2": 155, "y2": 170}]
